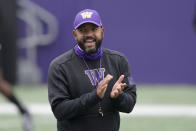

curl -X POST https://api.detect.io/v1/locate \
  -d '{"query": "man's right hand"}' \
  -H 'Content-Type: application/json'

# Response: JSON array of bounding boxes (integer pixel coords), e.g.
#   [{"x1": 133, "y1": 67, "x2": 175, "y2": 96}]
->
[{"x1": 97, "y1": 74, "x2": 113, "y2": 99}]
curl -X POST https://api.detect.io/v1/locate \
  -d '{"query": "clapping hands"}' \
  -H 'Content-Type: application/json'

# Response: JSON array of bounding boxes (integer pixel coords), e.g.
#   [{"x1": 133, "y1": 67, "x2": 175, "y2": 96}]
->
[{"x1": 97, "y1": 74, "x2": 126, "y2": 99}]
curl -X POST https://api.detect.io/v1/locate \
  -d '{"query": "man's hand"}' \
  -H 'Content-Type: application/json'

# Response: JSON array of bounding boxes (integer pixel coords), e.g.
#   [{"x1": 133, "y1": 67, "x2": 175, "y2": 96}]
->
[
  {"x1": 110, "y1": 75, "x2": 127, "y2": 98},
  {"x1": 97, "y1": 74, "x2": 113, "y2": 99}
]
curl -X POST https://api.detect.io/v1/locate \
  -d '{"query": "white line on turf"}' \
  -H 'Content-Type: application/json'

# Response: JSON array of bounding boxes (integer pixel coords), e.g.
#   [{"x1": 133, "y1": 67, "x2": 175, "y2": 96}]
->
[{"x1": 0, "y1": 104, "x2": 196, "y2": 117}]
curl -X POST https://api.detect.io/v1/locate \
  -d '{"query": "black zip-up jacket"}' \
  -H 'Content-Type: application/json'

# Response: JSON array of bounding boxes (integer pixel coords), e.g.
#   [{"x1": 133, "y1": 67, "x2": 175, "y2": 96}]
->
[{"x1": 48, "y1": 48, "x2": 136, "y2": 131}]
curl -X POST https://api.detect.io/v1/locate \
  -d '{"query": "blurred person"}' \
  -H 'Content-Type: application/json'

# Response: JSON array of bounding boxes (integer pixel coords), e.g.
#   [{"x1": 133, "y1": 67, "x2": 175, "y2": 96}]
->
[
  {"x1": 194, "y1": 4, "x2": 196, "y2": 31},
  {"x1": 0, "y1": 0, "x2": 33, "y2": 131},
  {"x1": 48, "y1": 9, "x2": 136, "y2": 131}
]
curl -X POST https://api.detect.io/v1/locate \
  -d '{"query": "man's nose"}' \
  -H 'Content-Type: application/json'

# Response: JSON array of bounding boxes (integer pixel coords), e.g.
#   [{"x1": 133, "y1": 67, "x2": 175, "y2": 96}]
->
[{"x1": 85, "y1": 30, "x2": 94, "y2": 36}]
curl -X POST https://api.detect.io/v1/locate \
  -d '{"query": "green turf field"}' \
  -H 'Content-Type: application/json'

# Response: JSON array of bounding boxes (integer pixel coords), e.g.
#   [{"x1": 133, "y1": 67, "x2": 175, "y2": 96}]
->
[{"x1": 0, "y1": 84, "x2": 196, "y2": 131}]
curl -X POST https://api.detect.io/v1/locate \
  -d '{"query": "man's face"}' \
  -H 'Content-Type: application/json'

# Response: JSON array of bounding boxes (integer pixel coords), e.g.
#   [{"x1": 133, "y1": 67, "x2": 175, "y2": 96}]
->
[{"x1": 73, "y1": 23, "x2": 104, "y2": 54}]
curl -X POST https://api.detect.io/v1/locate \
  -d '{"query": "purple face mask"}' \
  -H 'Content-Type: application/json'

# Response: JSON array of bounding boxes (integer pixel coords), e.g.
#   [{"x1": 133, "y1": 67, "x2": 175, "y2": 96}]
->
[{"x1": 74, "y1": 44, "x2": 102, "y2": 60}]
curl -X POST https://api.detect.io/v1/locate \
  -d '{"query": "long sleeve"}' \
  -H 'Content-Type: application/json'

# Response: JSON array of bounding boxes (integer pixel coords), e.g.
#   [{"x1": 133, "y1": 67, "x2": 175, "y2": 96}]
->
[
  {"x1": 48, "y1": 62, "x2": 101, "y2": 121},
  {"x1": 111, "y1": 56, "x2": 137, "y2": 113}
]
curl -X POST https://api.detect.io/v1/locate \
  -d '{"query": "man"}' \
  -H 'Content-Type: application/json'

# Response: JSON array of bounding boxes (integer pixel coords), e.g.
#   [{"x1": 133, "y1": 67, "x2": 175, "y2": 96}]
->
[
  {"x1": 48, "y1": 9, "x2": 136, "y2": 131},
  {"x1": 0, "y1": 0, "x2": 33, "y2": 131}
]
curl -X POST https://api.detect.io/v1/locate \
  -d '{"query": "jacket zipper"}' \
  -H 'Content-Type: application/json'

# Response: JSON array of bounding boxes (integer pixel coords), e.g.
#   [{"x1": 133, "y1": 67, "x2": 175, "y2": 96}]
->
[{"x1": 98, "y1": 102, "x2": 103, "y2": 117}]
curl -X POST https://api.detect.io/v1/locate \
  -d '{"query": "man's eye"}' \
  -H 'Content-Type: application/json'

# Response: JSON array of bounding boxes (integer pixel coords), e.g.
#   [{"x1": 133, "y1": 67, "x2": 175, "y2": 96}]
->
[
  {"x1": 79, "y1": 28, "x2": 85, "y2": 32},
  {"x1": 92, "y1": 27, "x2": 98, "y2": 31}
]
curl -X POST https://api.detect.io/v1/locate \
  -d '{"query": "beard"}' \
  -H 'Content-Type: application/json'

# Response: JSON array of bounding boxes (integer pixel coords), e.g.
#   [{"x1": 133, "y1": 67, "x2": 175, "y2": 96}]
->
[{"x1": 77, "y1": 36, "x2": 102, "y2": 54}]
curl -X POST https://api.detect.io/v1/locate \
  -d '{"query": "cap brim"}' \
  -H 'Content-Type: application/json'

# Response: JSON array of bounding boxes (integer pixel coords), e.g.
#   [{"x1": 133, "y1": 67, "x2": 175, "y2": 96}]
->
[{"x1": 74, "y1": 21, "x2": 101, "y2": 29}]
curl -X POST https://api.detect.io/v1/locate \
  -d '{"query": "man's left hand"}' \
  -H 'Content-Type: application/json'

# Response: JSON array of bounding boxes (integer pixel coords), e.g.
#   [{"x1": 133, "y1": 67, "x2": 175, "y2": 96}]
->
[{"x1": 110, "y1": 75, "x2": 127, "y2": 98}]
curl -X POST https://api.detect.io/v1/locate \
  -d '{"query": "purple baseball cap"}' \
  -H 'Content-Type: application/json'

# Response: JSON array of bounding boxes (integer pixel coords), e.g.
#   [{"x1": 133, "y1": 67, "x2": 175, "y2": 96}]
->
[{"x1": 73, "y1": 9, "x2": 102, "y2": 29}]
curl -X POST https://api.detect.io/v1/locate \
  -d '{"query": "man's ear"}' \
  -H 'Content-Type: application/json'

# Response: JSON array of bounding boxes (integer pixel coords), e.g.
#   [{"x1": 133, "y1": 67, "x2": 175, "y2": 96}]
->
[
  {"x1": 101, "y1": 27, "x2": 105, "y2": 37},
  {"x1": 72, "y1": 30, "x2": 77, "y2": 39}
]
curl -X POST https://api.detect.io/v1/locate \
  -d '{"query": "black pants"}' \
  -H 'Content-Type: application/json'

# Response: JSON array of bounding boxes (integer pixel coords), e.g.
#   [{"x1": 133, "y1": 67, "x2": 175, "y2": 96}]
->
[{"x1": 0, "y1": 0, "x2": 17, "y2": 84}]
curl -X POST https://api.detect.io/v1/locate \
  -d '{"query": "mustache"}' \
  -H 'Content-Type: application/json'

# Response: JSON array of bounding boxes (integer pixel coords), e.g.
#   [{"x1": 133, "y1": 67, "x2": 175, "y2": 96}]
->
[{"x1": 83, "y1": 36, "x2": 96, "y2": 42}]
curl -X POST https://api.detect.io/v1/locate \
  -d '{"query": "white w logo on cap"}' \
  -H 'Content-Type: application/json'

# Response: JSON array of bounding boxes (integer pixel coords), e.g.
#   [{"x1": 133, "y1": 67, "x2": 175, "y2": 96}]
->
[{"x1": 81, "y1": 11, "x2": 93, "y2": 19}]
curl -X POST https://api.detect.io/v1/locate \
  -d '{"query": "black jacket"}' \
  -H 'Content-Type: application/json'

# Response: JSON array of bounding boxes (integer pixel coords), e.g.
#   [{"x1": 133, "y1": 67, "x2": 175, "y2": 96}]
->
[{"x1": 48, "y1": 48, "x2": 136, "y2": 131}]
